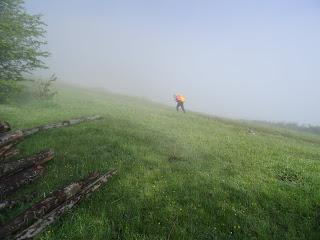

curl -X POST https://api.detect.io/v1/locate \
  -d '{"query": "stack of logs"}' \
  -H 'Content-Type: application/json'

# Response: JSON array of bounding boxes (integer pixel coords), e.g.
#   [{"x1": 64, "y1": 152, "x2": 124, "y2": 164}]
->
[
  {"x1": 0, "y1": 122, "x2": 53, "y2": 199},
  {"x1": 0, "y1": 116, "x2": 116, "y2": 239},
  {"x1": 0, "y1": 122, "x2": 22, "y2": 161}
]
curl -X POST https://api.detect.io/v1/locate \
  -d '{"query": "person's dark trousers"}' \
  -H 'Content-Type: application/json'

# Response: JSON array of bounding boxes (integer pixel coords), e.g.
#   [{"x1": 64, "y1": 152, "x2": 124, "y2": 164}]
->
[{"x1": 176, "y1": 102, "x2": 186, "y2": 113}]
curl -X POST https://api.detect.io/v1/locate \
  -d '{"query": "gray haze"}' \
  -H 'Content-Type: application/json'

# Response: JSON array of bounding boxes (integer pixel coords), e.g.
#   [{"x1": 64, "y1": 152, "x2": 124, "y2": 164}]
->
[{"x1": 26, "y1": 0, "x2": 320, "y2": 125}]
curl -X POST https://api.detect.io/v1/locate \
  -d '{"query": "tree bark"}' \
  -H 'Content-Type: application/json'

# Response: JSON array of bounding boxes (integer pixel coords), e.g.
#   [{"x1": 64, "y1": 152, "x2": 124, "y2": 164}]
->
[
  {"x1": 0, "y1": 192, "x2": 38, "y2": 213},
  {"x1": 0, "y1": 199, "x2": 18, "y2": 212},
  {"x1": 0, "y1": 144, "x2": 16, "y2": 161},
  {"x1": 0, "y1": 148, "x2": 19, "y2": 161},
  {"x1": 13, "y1": 170, "x2": 116, "y2": 240},
  {"x1": 0, "y1": 149, "x2": 54, "y2": 178},
  {"x1": 0, "y1": 131, "x2": 23, "y2": 148},
  {"x1": 0, "y1": 122, "x2": 11, "y2": 135},
  {"x1": 0, "y1": 165, "x2": 43, "y2": 196},
  {"x1": 0, "y1": 131, "x2": 23, "y2": 161},
  {"x1": 0, "y1": 177, "x2": 88, "y2": 238},
  {"x1": 0, "y1": 171, "x2": 115, "y2": 239},
  {"x1": 22, "y1": 115, "x2": 102, "y2": 137}
]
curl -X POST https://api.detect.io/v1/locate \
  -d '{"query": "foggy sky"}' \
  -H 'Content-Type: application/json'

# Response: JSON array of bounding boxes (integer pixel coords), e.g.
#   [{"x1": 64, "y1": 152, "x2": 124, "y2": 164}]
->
[{"x1": 25, "y1": 0, "x2": 320, "y2": 125}]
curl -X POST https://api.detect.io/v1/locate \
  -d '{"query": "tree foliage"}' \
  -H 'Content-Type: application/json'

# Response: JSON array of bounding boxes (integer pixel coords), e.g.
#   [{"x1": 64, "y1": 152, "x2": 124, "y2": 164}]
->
[
  {"x1": 0, "y1": 79, "x2": 22, "y2": 101},
  {"x1": 0, "y1": 0, "x2": 49, "y2": 82}
]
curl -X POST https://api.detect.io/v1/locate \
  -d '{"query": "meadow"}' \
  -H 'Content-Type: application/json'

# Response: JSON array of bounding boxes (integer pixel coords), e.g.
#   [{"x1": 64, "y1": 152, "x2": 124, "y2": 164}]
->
[{"x1": 1, "y1": 84, "x2": 320, "y2": 239}]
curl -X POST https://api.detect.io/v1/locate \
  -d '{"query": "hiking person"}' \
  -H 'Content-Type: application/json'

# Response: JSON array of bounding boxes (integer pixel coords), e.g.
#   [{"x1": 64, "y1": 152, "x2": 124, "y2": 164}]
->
[{"x1": 174, "y1": 94, "x2": 186, "y2": 113}]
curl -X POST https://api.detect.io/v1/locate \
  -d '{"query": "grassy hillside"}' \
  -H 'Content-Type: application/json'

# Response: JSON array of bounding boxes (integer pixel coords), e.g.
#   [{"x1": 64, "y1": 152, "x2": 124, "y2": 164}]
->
[{"x1": 1, "y1": 84, "x2": 320, "y2": 240}]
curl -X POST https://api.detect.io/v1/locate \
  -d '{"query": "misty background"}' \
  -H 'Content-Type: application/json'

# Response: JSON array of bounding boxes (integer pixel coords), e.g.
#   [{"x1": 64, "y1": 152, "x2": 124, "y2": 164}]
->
[{"x1": 25, "y1": 0, "x2": 320, "y2": 125}]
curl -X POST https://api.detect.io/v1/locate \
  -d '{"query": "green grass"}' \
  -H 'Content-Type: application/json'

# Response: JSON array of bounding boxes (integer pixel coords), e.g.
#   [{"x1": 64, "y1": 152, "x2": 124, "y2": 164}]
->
[{"x1": 1, "y1": 84, "x2": 320, "y2": 239}]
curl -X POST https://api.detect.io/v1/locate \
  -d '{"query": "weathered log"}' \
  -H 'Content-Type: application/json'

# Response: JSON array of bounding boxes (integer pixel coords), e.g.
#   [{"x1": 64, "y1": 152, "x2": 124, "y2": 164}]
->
[
  {"x1": 14, "y1": 170, "x2": 116, "y2": 240},
  {"x1": 0, "y1": 131, "x2": 24, "y2": 161},
  {"x1": 0, "y1": 148, "x2": 19, "y2": 161},
  {"x1": 0, "y1": 144, "x2": 16, "y2": 161},
  {"x1": 0, "y1": 122, "x2": 11, "y2": 135},
  {"x1": 0, "y1": 165, "x2": 43, "y2": 196},
  {"x1": 0, "y1": 131, "x2": 23, "y2": 149},
  {"x1": 0, "y1": 173, "x2": 99, "y2": 239},
  {"x1": 0, "y1": 149, "x2": 54, "y2": 178},
  {"x1": 0, "y1": 192, "x2": 38, "y2": 213},
  {"x1": 22, "y1": 115, "x2": 102, "y2": 137},
  {"x1": 0, "y1": 199, "x2": 18, "y2": 212}
]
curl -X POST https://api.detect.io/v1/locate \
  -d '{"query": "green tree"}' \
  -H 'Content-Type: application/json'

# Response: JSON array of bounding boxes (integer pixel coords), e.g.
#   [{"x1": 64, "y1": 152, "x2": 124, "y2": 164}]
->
[{"x1": 0, "y1": 0, "x2": 49, "y2": 100}]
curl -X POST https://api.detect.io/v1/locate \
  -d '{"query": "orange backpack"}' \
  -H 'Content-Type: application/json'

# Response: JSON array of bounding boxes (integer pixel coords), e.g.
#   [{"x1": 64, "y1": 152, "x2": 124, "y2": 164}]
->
[{"x1": 175, "y1": 95, "x2": 185, "y2": 102}]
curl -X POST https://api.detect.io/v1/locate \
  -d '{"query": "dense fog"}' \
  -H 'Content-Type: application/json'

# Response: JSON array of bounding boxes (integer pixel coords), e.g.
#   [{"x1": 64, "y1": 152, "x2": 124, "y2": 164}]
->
[{"x1": 26, "y1": 0, "x2": 320, "y2": 125}]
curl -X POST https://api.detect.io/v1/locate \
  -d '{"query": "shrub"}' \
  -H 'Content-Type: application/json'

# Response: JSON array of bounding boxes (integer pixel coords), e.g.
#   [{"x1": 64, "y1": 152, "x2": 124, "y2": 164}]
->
[{"x1": 34, "y1": 74, "x2": 57, "y2": 100}]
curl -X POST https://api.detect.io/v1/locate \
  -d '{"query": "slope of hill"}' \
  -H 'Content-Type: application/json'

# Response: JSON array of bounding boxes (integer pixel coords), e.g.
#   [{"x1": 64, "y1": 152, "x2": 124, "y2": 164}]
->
[{"x1": 1, "y1": 84, "x2": 320, "y2": 239}]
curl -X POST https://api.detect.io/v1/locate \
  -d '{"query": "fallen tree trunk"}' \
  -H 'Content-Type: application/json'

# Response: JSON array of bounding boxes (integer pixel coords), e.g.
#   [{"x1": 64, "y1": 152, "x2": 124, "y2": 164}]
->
[
  {"x1": 0, "y1": 131, "x2": 23, "y2": 149},
  {"x1": 0, "y1": 149, "x2": 54, "y2": 178},
  {"x1": 14, "y1": 170, "x2": 116, "y2": 240},
  {"x1": 22, "y1": 115, "x2": 102, "y2": 137},
  {"x1": 0, "y1": 144, "x2": 17, "y2": 161},
  {"x1": 0, "y1": 192, "x2": 38, "y2": 213},
  {"x1": 0, "y1": 165, "x2": 43, "y2": 196},
  {"x1": 0, "y1": 173, "x2": 100, "y2": 239},
  {"x1": 0, "y1": 116, "x2": 101, "y2": 160},
  {"x1": 0, "y1": 122, "x2": 11, "y2": 135},
  {"x1": 0, "y1": 148, "x2": 19, "y2": 161},
  {"x1": 0, "y1": 199, "x2": 18, "y2": 212},
  {"x1": 0, "y1": 131, "x2": 24, "y2": 161},
  {"x1": 0, "y1": 171, "x2": 115, "y2": 239}
]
